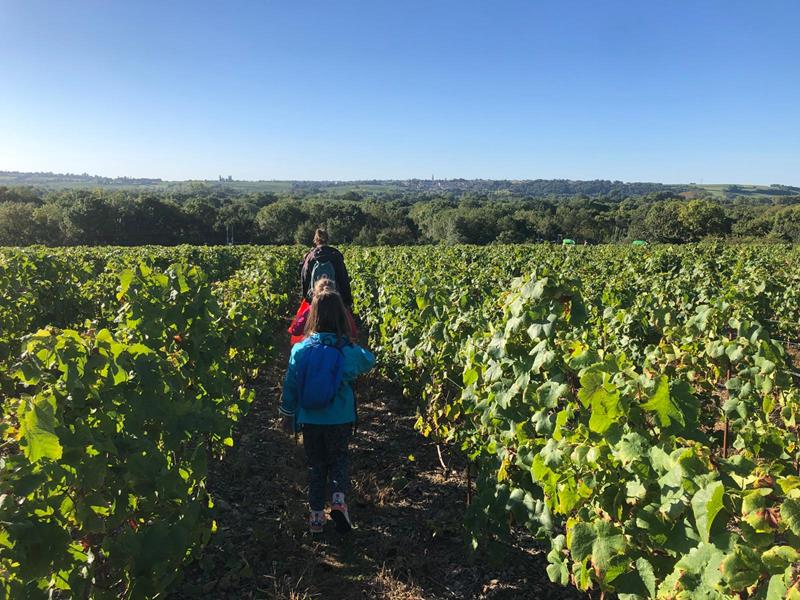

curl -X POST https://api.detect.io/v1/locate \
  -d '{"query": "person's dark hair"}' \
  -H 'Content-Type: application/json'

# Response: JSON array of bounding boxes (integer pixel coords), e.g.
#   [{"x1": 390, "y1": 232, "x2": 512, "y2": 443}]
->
[
  {"x1": 313, "y1": 228, "x2": 329, "y2": 246},
  {"x1": 304, "y1": 287, "x2": 349, "y2": 340}
]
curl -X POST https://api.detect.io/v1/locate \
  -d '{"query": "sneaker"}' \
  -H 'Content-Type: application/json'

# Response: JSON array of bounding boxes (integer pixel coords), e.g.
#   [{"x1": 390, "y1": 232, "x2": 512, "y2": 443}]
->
[
  {"x1": 309, "y1": 510, "x2": 325, "y2": 534},
  {"x1": 330, "y1": 496, "x2": 352, "y2": 533}
]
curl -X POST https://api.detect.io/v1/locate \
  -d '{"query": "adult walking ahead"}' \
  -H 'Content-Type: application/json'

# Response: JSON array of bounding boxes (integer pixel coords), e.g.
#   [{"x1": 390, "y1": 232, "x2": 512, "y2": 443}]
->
[{"x1": 300, "y1": 228, "x2": 353, "y2": 308}]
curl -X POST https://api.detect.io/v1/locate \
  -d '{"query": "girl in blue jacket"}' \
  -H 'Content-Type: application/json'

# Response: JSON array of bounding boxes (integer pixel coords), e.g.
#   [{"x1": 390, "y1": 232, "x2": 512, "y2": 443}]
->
[{"x1": 280, "y1": 286, "x2": 375, "y2": 534}]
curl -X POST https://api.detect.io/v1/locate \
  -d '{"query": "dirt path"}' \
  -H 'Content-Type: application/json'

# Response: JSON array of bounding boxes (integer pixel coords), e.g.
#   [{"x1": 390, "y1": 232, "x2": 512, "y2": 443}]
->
[{"x1": 169, "y1": 343, "x2": 584, "y2": 599}]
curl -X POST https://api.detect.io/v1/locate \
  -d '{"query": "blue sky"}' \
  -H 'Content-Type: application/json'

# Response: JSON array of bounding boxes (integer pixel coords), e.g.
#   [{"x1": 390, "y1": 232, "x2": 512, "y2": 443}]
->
[{"x1": 1, "y1": 0, "x2": 798, "y2": 183}]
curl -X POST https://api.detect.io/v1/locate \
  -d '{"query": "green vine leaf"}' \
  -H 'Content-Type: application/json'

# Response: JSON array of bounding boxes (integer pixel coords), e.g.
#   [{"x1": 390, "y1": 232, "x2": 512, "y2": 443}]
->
[
  {"x1": 641, "y1": 375, "x2": 684, "y2": 428},
  {"x1": 781, "y1": 498, "x2": 800, "y2": 536},
  {"x1": 691, "y1": 480, "x2": 725, "y2": 543},
  {"x1": 17, "y1": 394, "x2": 63, "y2": 462},
  {"x1": 578, "y1": 371, "x2": 621, "y2": 434}
]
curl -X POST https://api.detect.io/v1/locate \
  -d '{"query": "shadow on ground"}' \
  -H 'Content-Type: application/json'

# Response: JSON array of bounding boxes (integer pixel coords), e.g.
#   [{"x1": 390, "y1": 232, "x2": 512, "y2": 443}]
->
[{"x1": 168, "y1": 345, "x2": 585, "y2": 599}]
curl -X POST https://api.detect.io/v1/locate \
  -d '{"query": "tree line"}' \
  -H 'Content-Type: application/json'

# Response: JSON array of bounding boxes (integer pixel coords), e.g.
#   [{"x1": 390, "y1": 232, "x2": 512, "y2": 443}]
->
[{"x1": 0, "y1": 185, "x2": 798, "y2": 246}]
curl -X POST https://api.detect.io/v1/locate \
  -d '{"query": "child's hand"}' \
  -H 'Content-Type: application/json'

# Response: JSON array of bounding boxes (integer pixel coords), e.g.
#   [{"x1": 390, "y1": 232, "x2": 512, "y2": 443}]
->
[{"x1": 281, "y1": 415, "x2": 295, "y2": 434}]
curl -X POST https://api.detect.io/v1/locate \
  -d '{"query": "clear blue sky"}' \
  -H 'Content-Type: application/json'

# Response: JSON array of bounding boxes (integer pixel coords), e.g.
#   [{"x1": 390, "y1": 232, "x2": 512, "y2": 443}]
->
[{"x1": 1, "y1": 0, "x2": 799, "y2": 184}]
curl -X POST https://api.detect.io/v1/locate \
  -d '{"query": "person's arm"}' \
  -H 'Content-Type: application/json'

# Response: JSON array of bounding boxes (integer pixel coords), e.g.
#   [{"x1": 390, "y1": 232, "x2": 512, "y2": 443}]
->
[
  {"x1": 299, "y1": 253, "x2": 311, "y2": 299},
  {"x1": 300, "y1": 249, "x2": 314, "y2": 298},
  {"x1": 343, "y1": 345, "x2": 375, "y2": 381},
  {"x1": 333, "y1": 250, "x2": 353, "y2": 307}
]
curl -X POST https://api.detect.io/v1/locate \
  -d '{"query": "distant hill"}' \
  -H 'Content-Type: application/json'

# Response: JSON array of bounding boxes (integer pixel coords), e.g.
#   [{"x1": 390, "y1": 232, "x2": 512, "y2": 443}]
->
[
  {"x1": 1, "y1": 170, "x2": 798, "y2": 200},
  {"x1": 686, "y1": 183, "x2": 800, "y2": 200},
  {"x1": 0, "y1": 171, "x2": 165, "y2": 188}
]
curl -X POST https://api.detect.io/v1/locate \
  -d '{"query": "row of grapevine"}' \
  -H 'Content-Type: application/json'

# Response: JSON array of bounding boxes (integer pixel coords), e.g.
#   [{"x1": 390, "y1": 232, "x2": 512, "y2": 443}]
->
[
  {"x1": 0, "y1": 246, "x2": 301, "y2": 598},
  {"x1": 0, "y1": 245, "x2": 291, "y2": 362},
  {"x1": 345, "y1": 244, "x2": 800, "y2": 599}
]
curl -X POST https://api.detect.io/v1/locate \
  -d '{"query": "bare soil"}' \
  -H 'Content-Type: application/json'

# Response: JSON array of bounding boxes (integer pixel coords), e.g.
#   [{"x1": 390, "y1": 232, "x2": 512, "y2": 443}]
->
[{"x1": 168, "y1": 342, "x2": 585, "y2": 600}]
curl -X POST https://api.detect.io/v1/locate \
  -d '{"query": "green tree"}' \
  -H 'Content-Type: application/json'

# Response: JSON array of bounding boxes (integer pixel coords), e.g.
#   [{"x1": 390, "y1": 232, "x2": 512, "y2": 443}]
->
[
  {"x1": 678, "y1": 200, "x2": 729, "y2": 241},
  {"x1": 182, "y1": 198, "x2": 222, "y2": 244},
  {"x1": 61, "y1": 192, "x2": 118, "y2": 244},
  {"x1": 31, "y1": 203, "x2": 67, "y2": 245},
  {"x1": 255, "y1": 200, "x2": 307, "y2": 244},
  {"x1": 644, "y1": 201, "x2": 688, "y2": 243},
  {"x1": 0, "y1": 202, "x2": 38, "y2": 245},
  {"x1": 216, "y1": 202, "x2": 259, "y2": 244},
  {"x1": 771, "y1": 205, "x2": 800, "y2": 241}
]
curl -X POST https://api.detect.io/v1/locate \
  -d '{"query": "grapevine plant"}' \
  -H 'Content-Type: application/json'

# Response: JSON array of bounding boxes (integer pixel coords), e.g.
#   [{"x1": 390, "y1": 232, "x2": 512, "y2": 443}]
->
[
  {"x1": 0, "y1": 250, "x2": 296, "y2": 598},
  {"x1": 1, "y1": 243, "x2": 799, "y2": 598},
  {"x1": 459, "y1": 272, "x2": 800, "y2": 598},
  {"x1": 345, "y1": 244, "x2": 800, "y2": 600}
]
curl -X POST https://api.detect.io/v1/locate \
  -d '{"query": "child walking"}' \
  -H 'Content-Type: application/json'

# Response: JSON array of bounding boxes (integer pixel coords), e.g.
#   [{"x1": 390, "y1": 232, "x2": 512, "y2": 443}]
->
[{"x1": 280, "y1": 287, "x2": 375, "y2": 533}]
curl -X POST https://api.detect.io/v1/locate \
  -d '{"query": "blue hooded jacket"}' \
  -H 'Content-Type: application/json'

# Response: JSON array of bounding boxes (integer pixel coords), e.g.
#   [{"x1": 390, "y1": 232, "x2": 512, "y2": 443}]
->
[{"x1": 280, "y1": 333, "x2": 375, "y2": 426}]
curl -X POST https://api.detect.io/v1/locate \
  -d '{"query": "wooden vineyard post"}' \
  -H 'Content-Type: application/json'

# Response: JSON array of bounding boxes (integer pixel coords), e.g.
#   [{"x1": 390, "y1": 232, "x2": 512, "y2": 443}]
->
[
  {"x1": 466, "y1": 464, "x2": 472, "y2": 506},
  {"x1": 723, "y1": 367, "x2": 731, "y2": 460},
  {"x1": 796, "y1": 426, "x2": 800, "y2": 476},
  {"x1": 722, "y1": 419, "x2": 729, "y2": 459}
]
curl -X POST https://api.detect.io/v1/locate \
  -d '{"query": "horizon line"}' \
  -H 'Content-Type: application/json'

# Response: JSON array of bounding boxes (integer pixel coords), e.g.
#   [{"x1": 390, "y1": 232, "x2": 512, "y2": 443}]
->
[{"x1": 1, "y1": 169, "x2": 796, "y2": 188}]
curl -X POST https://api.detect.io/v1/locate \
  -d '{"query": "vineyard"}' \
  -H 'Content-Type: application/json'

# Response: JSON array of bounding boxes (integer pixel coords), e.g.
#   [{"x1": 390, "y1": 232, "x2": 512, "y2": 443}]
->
[{"x1": 2, "y1": 243, "x2": 800, "y2": 598}]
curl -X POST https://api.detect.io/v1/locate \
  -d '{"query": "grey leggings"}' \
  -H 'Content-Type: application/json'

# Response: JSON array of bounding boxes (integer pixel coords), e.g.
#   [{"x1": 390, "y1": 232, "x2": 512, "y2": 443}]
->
[{"x1": 302, "y1": 423, "x2": 352, "y2": 511}]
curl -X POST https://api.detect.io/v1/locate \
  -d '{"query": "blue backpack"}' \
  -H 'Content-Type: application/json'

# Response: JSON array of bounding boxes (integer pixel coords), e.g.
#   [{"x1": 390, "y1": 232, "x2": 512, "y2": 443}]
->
[{"x1": 297, "y1": 338, "x2": 347, "y2": 410}]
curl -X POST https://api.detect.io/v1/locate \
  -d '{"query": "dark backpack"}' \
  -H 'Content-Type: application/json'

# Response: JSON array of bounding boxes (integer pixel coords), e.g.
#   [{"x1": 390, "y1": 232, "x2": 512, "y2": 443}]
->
[
  {"x1": 309, "y1": 260, "x2": 337, "y2": 296},
  {"x1": 297, "y1": 338, "x2": 346, "y2": 410}
]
